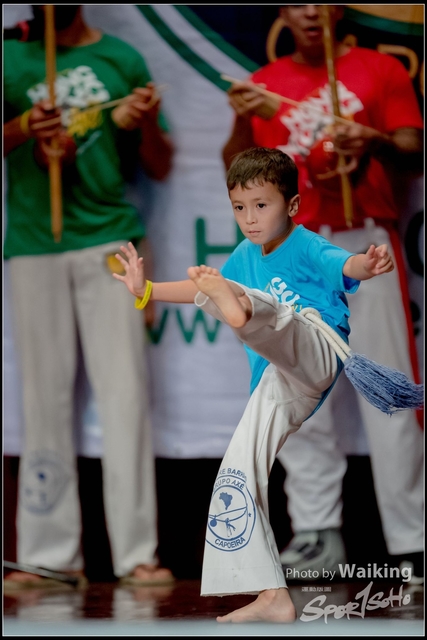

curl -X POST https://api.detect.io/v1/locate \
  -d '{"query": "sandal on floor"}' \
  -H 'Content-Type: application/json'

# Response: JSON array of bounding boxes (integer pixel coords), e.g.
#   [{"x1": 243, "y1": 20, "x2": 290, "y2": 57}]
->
[{"x1": 3, "y1": 571, "x2": 88, "y2": 593}]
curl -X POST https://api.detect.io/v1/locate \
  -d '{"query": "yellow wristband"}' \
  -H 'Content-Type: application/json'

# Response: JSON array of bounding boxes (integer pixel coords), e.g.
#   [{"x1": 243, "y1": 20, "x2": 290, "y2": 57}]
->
[
  {"x1": 134, "y1": 280, "x2": 153, "y2": 310},
  {"x1": 20, "y1": 110, "x2": 32, "y2": 138}
]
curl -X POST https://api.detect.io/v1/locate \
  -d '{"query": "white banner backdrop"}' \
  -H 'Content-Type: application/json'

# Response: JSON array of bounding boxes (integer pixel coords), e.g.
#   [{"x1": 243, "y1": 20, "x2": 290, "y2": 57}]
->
[
  {"x1": 3, "y1": 4, "x2": 252, "y2": 459},
  {"x1": 3, "y1": 5, "x2": 423, "y2": 459}
]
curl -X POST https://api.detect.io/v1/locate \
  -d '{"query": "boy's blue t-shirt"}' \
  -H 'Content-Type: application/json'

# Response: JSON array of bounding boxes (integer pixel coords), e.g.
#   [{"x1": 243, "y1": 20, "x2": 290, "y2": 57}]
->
[{"x1": 221, "y1": 224, "x2": 360, "y2": 395}]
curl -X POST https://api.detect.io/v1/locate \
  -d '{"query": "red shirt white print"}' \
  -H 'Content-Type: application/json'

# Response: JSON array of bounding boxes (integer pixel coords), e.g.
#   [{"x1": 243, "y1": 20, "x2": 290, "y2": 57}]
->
[{"x1": 250, "y1": 47, "x2": 423, "y2": 231}]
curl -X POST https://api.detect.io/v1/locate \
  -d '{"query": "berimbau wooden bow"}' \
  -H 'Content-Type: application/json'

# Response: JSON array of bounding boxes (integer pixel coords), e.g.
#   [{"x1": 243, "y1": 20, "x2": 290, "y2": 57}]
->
[
  {"x1": 322, "y1": 5, "x2": 353, "y2": 228},
  {"x1": 44, "y1": 5, "x2": 62, "y2": 242}
]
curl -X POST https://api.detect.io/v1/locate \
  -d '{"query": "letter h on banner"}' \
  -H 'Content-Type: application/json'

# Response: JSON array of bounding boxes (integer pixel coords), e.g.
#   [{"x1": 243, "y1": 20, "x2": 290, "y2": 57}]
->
[{"x1": 196, "y1": 218, "x2": 245, "y2": 266}]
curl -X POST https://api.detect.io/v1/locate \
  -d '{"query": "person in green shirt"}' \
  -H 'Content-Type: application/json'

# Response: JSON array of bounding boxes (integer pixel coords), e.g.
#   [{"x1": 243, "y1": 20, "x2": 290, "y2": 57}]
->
[{"x1": 4, "y1": 5, "x2": 174, "y2": 589}]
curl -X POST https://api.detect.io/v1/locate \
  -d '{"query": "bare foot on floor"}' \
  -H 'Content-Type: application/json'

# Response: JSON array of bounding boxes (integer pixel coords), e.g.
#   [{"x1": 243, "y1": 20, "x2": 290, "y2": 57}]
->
[
  {"x1": 131, "y1": 565, "x2": 174, "y2": 584},
  {"x1": 217, "y1": 588, "x2": 296, "y2": 623},
  {"x1": 4, "y1": 569, "x2": 86, "y2": 590},
  {"x1": 119, "y1": 565, "x2": 175, "y2": 586},
  {"x1": 5, "y1": 569, "x2": 85, "y2": 583},
  {"x1": 4, "y1": 571, "x2": 44, "y2": 584},
  {"x1": 187, "y1": 265, "x2": 251, "y2": 328}
]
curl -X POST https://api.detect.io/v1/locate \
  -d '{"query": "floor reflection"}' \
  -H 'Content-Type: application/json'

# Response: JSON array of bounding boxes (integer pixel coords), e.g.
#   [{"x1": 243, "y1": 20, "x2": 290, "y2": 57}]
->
[
  {"x1": 112, "y1": 584, "x2": 176, "y2": 621},
  {"x1": 4, "y1": 578, "x2": 424, "y2": 635}
]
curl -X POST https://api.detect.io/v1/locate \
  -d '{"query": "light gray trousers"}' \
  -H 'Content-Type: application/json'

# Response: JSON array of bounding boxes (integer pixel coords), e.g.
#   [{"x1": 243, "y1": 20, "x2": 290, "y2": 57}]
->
[{"x1": 9, "y1": 242, "x2": 158, "y2": 577}]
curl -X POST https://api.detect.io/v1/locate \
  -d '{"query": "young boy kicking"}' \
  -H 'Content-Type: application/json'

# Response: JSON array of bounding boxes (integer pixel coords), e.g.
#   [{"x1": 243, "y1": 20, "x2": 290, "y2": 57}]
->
[{"x1": 113, "y1": 147, "x2": 394, "y2": 623}]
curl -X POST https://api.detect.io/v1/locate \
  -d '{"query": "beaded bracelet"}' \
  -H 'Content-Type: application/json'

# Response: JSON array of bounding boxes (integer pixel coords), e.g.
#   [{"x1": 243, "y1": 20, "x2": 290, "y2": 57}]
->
[
  {"x1": 20, "y1": 110, "x2": 32, "y2": 138},
  {"x1": 134, "y1": 280, "x2": 153, "y2": 310}
]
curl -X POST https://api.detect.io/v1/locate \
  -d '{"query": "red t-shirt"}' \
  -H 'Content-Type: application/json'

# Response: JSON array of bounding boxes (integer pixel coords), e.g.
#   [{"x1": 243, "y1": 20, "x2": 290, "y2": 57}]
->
[{"x1": 250, "y1": 47, "x2": 423, "y2": 231}]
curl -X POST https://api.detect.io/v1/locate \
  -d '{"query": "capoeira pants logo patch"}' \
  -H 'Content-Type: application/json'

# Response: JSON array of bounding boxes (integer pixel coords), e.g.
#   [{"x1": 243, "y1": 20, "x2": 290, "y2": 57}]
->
[
  {"x1": 20, "y1": 450, "x2": 70, "y2": 514},
  {"x1": 206, "y1": 468, "x2": 256, "y2": 551}
]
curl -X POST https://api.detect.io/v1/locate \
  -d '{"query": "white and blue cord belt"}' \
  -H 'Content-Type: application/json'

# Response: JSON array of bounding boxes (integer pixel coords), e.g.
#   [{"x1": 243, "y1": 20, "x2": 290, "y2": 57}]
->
[{"x1": 300, "y1": 308, "x2": 424, "y2": 416}]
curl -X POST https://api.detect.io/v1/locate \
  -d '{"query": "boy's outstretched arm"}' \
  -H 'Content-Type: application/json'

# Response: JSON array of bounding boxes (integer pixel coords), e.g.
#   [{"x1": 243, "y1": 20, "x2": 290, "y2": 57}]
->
[
  {"x1": 343, "y1": 244, "x2": 394, "y2": 281},
  {"x1": 113, "y1": 242, "x2": 197, "y2": 303}
]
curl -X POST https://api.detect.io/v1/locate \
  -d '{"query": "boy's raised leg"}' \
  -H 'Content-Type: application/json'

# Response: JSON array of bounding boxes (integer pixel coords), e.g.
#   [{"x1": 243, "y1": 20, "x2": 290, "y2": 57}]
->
[{"x1": 187, "y1": 265, "x2": 252, "y2": 328}]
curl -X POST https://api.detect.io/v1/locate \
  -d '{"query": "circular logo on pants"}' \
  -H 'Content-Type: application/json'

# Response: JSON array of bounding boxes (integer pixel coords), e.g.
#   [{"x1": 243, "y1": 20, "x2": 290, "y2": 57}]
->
[
  {"x1": 21, "y1": 451, "x2": 70, "y2": 514},
  {"x1": 206, "y1": 470, "x2": 256, "y2": 551}
]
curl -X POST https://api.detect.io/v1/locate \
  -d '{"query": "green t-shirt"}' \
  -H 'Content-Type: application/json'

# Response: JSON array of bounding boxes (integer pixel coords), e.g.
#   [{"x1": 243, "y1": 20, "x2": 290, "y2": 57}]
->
[{"x1": 4, "y1": 34, "x2": 169, "y2": 257}]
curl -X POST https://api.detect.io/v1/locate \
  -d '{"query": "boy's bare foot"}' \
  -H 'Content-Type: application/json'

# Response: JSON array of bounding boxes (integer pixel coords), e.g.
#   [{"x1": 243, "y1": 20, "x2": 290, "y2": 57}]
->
[
  {"x1": 216, "y1": 588, "x2": 296, "y2": 624},
  {"x1": 187, "y1": 265, "x2": 251, "y2": 328}
]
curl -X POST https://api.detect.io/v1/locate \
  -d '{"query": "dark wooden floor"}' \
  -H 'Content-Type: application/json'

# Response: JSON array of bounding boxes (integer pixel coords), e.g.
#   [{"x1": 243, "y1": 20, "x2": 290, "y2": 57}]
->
[
  {"x1": 4, "y1": 456, "x2": 424, "y2": 635},
  {"x1": 3, "y1": 578, "x2": 424, "y2": 636}
]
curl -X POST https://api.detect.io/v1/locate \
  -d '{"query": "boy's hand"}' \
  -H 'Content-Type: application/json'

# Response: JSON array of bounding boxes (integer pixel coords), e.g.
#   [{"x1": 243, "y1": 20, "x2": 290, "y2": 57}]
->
[
  {"x1": 112, "y1": 242, "x2": 147, "y2": 298},
  {"x1": 363, "y1": 244, "x2": 394, "y2": 277}
]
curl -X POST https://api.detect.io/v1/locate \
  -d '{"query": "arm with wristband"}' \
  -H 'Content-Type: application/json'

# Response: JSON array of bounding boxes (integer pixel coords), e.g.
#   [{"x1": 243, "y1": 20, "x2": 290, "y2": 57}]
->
[
  {"x1": 4, "y1": 102, "x2": 60, "y2": 156},
  {"x1": 4, "y1": 100, "x2": 76, "y2": 165},
  {"x1": 113, "y1": 242, "x2": 198, "y2": 305},
  {"x1": 114, "y1": 239, "x2": 394, "y2": 308}
]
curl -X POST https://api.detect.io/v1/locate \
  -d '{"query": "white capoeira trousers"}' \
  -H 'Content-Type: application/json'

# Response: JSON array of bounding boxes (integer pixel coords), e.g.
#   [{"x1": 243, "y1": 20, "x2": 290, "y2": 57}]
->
[
  {"x1": 195, "y1": 283, "x2": 338, "y2": 596},
  {"x1": 9, "y1": 242, "x2": 158, "y2": 577}
]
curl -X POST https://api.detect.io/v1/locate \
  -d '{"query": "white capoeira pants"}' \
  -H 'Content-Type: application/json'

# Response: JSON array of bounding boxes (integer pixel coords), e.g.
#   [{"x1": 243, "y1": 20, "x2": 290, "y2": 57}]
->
[
  {"x1": 277, "y1": 223, "x2": 424, "y2": 555},
  {"x1": 9, "y1": 242, "x2": 158, "y2": 577},
  {"x1": 195, "y1": 283, "x2": 338, "y2": 596}
]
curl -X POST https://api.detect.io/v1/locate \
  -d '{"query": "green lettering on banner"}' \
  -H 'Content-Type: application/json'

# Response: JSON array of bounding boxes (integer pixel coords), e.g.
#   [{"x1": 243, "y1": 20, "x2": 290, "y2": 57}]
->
[
  {"x1": 147, "y1": 307, "x2": 221, "y2": 344},
  {"x1": 147, "y1": 219, "x2": 243, "y2": 345},
  {"x1": 176, "y1": 308, "x2": 221, "y2": 343},
  {"x1": 196, "y1": 218, "x2": 244, "y2": 266},
  {"x1": 147, "y1": 308, "x2": 169, "y2": 344}
]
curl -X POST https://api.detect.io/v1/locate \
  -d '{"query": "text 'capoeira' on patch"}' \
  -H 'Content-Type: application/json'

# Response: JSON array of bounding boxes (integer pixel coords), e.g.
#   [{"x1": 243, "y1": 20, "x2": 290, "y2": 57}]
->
[{"x1": 206, "y1": 469, "x2": 256, "y2": 552}]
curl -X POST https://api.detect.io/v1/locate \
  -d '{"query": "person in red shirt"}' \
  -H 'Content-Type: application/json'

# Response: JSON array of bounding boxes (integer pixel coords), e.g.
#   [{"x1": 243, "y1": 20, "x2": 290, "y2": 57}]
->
[{"x1": 223, "y1": 5, "x2": 424, "y2": 582}]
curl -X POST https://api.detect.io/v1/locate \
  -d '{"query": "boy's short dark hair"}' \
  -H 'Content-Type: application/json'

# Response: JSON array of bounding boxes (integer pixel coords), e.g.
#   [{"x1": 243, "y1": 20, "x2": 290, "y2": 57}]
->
[{"x1": 227, "y1": 147, "x2": 299, "y2": 201}]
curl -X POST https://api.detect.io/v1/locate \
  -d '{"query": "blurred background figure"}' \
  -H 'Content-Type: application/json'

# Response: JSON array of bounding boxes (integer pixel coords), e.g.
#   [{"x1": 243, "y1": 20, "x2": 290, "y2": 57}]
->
[
  {"x1": 222, "y1": 4, "x2": 424, "y2": 581},
  {"x1": 3, "y1": 4, "x2": 174, "y2": 589},
  {"x1": 2, "y1": 3, "x2": 256, "y2": 586}
]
